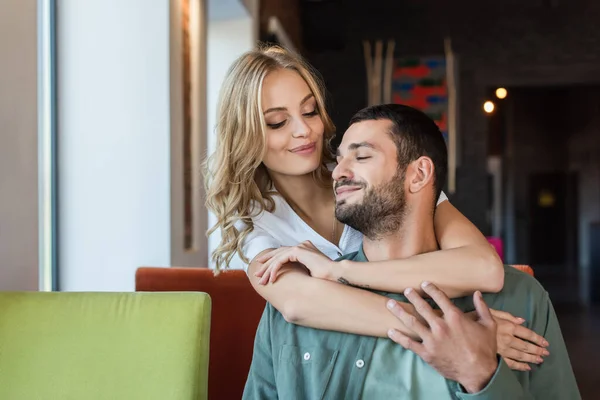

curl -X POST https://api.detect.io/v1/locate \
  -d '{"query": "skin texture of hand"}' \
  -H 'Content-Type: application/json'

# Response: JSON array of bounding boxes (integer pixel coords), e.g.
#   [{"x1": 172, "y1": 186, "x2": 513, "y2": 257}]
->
[
  {"x1": 489, "y1": 309, "x2": 550, "y2": 371},
  {"x1": 426, "y1": 308, "x2": 550, "y2": 371},
  {"x1": 254, "y1": 241, "x2": 336, "y2": 285},
  {"x1": 387, "y1": 282, "x2": 499, "y2": 394}
]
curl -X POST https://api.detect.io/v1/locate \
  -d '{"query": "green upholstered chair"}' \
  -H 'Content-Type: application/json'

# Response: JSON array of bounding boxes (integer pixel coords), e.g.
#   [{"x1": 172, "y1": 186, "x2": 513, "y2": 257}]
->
[{"x1": 0, "y1": 292, "x2": 211, "y2": 400}]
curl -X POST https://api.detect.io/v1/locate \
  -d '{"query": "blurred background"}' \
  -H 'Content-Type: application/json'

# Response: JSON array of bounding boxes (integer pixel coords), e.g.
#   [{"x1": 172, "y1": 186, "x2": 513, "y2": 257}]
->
[{"x1": 1, "y1": 0, "x2": 599, "y2": 396}]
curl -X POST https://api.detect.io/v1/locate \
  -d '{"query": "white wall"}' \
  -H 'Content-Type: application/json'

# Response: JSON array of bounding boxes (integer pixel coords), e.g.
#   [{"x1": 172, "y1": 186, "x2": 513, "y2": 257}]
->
[
  {"x1": 0, "y1": 0, "x2": 39, "y2": 291},
  {"x1": 206, "y1": 11, "x2": 256, "y2": 268},
  {"x1": 56, "y1": 0, "x2": 171, "y2": 291}
]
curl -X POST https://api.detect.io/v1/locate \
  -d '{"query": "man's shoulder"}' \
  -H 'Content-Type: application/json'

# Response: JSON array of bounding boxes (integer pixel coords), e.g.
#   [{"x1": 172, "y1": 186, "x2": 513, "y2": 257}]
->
[
  {"x1": 502, "y1": 265, "x2": 546, "y2": 297},
  {"x1": 482, "y1": 265, "x2": 550, "y2": 316}
]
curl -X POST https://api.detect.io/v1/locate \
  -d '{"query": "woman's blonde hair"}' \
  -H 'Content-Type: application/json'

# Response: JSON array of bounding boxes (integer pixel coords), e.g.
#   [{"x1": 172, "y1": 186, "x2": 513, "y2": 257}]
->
[{"x1": 204, "y1": 45, "x2": 336, "y2": 271}]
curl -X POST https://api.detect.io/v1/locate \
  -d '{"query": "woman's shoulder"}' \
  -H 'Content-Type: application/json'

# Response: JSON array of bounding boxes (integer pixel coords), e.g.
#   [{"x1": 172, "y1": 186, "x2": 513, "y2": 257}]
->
[
  {"x1": 249, "y1": 194, "x2": 293, "y2": 223},
  {"x1": 240, "y1": 195, "x2": 302, "y2": 241}
]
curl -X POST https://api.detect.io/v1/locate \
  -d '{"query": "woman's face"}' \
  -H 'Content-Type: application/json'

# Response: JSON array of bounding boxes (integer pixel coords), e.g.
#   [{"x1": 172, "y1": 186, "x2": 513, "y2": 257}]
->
[{"x1": 260, "y1": 68, "x2": 324, "y2": 179}]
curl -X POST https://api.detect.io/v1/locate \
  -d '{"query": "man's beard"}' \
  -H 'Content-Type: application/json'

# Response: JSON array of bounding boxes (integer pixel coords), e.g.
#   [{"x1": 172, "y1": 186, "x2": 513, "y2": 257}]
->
[{"x1": 335, "y1": 170, "x2": 407, "y2": 240}]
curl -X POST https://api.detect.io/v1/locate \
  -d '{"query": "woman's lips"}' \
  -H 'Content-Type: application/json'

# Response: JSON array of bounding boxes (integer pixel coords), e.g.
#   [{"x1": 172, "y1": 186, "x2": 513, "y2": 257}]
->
[{"x1": 289, "y1": 142, "x2": 317, "y2": 155}]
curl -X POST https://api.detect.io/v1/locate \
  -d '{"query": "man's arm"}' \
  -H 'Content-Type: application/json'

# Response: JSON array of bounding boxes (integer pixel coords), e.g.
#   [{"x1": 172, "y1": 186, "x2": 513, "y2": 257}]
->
[
  {"x1": 458, "y1": 290, "x2": 580, "y2": 399},
  {"x1": 524, "y1": 291, "x2": 580, "y2": 398},
  {"x1": 451, "y1": 356, "x2": 530, "y2": 399},
  {"x1": 388, "y1": 283, "x2": 581, "y2": 399},
  {"x1": 242, "y1": 305, "x2": 278, "y2": 400}
]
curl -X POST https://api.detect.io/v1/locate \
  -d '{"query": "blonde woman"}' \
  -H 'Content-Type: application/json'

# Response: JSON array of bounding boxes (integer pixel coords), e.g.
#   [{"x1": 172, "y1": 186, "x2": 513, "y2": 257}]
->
[{"x1": 205, "y1": 45, "x2": 548, "y2": 370}]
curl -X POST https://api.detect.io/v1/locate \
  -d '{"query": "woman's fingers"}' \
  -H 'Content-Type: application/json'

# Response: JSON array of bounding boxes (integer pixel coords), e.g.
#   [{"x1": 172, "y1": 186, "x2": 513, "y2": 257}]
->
[
  {"x1": 503, "y1": 357, "x2": 532, "y2": 371},
  {"x1": 258, "y1": 261, "x2": 273, "y2": 285},
  {"x1": 255, "y1": 248, "x2": 282, "y2": 263},
  {"x1": 254, "y1": 262, "x2": 271, "y2": 279},
  {"x1": 513, "y1": 324, "x2": 550, "y2": 349},
  {"x1": 508, "y1": 337, "x2": 548, "y2": 357},
  {"x1": 490, "y1": 309, "x2": 525, "y2": 324},
  {"x1": 269, "y1": 259, "x2": 286, "y2": 283},
  {"x1": 499, "y1": 347, "x2": 543, "y2": 364}
]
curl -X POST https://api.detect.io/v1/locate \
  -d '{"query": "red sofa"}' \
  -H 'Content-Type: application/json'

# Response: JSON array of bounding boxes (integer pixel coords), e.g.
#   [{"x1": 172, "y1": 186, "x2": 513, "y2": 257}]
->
[
  {"x1": 136, "y1": 264, "x2": 533, "y2": 399},
  {"x1": 136, "y1": 268, "x2": 264, "y2": 400}
]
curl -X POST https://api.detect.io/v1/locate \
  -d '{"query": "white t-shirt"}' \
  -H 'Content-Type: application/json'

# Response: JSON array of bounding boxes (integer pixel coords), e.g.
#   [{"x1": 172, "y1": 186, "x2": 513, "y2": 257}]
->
[{"x1": 227, "y1": 191, "x2": 448, "y2": 271}]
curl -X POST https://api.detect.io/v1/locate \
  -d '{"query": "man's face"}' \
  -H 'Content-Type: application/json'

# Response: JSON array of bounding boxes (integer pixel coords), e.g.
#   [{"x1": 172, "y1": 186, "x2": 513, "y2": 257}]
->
[{"x1": 332, "y1": 119, "x2": 407, "y2": 239}]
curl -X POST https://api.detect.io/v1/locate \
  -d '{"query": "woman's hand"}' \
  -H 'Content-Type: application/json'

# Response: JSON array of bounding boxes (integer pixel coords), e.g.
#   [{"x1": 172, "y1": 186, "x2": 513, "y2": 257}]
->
[
  {"x1": 254, "y1": 241, "x2": 336, "y2": 285},
  {"x1": 489, "y1": 309, "x2": 550, "y2": 371}
]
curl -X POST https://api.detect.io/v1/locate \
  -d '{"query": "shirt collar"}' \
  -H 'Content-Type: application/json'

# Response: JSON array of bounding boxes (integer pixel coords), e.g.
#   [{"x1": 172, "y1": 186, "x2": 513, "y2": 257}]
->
[{"x1": 356, "y1": 245, "x2": 369, "y2": 262}]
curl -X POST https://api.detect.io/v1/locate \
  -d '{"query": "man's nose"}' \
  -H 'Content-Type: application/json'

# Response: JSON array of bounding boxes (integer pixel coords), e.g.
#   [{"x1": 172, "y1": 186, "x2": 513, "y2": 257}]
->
[{"x1": 332, "y1": 159, "x2": 352, "y2": 182}]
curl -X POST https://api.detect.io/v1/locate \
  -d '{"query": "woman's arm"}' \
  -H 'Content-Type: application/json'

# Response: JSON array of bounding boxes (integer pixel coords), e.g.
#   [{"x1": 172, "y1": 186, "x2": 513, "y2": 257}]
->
[
  {"x1": 258, "y1": 201, "x2": 504, "y2": 297},
  {"x1": 326, "y1": 201, "x2": 503, "y2": 296},
  {"x1": 248, "y1": 251, "x2": 422, "y2": 339}
]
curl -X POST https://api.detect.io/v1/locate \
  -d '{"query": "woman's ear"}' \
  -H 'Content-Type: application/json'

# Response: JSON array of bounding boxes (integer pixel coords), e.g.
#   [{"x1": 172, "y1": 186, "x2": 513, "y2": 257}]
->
[{"x1": 408, "y1": 156, "x2": 435, "y2": 194}]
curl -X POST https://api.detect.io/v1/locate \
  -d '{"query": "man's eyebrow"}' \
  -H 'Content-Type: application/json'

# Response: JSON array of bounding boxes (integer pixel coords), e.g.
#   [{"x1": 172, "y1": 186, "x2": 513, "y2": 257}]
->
[
  {"x1": 263, "y1": 93, "x2": 314, "y2": 115},
  {"x1": 336, "y1": 142, "x2": 376, "y2": 156}
]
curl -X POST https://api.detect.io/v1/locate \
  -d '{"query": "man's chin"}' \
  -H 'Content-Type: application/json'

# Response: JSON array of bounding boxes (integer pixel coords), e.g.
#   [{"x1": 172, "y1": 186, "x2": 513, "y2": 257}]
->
[
  {"x1": 336, "y1": 194, "x2": 363, "y2": 207},
  {"x1": 335, "y1": 202, "x2": 363, "y2": 220},
  {"x1": 335, "y1": 200, "x2": 355, "y2": 212}
]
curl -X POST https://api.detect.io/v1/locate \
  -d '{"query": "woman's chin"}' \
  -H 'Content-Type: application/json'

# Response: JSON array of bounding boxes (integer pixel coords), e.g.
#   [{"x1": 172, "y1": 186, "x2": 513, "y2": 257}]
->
[
  {"x1": 275, "y1": 162, "x2": 323, "y2": 178},
  {"x1": 264, "y1": 151, "x2": 326, "y2": 178}
]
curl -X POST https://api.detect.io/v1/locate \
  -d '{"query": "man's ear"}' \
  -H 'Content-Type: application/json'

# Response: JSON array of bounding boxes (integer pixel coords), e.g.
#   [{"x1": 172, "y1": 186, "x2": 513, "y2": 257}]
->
[{"x1": 408, "y1": 156, "x2": 435, "y2": 194}]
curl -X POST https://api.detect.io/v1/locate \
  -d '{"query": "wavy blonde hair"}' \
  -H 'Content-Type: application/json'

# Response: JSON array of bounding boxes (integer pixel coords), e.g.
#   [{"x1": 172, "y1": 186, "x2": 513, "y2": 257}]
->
[{"x1": 204, "y1": 45, "x2": 336, "y2": 271}]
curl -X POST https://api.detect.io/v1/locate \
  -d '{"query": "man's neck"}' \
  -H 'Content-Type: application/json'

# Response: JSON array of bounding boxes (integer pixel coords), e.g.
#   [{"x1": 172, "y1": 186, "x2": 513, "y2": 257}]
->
[{"x1": 362, "y1": 206, "x2": 438, "y2": 262}]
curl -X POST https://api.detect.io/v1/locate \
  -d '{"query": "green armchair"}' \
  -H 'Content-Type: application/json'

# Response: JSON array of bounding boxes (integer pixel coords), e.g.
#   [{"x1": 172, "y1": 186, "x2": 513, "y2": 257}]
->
[{"x1": 0, "y1": 292, "x2": 211, "y2": 400}]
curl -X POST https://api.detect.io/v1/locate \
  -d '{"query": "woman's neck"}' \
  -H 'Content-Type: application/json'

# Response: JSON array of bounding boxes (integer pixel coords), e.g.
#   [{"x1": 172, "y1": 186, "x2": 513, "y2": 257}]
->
[{"x1": 270, "y1": 171, "x2": 334, "y2": 222}]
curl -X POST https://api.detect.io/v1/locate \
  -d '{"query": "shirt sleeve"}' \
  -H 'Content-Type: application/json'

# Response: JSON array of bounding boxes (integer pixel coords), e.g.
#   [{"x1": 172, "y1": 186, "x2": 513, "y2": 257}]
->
[
  {"x1": 526, "y1": 291, "x2": 581, "y2": 399},
  {"x1": 242, "y1": 305, "x2": 278, "y2": 400},
  {"x1": 455, "y1": 357, "x2": 532, "y2": 400},
  {"x1": 436, "y1": 190, "x2": 449, "y2": 206},
  {"x1": 228, "y1": 220, "x2": 282, "y2": 272},
  {"x1": 456, "y1": 291, "x2": 581, "y2": 400}
]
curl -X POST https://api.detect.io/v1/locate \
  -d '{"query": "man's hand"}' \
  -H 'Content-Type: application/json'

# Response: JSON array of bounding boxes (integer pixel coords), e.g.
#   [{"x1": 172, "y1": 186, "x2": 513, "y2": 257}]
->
[
  {"x1": 386, "y1": 282, "x2": 498, "y2": 394},
  {"x1": 465, "y1": 309, "x2": 550, "y2": 371},
  {"x1": 254, "y1": 241, "x2": 336, "y2": 285}
]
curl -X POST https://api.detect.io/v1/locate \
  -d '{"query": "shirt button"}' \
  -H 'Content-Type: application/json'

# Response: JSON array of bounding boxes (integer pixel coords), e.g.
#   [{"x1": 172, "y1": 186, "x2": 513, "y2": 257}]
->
[
  {"x1": 337, "y1": 252, "x2": 342, "y2": 257},
  {"x1": 355, "y1": 359, "x2": 365, "y2": 368},
  {"x1": 303, "y1": 352, "x2": 311, "y2": 361}
]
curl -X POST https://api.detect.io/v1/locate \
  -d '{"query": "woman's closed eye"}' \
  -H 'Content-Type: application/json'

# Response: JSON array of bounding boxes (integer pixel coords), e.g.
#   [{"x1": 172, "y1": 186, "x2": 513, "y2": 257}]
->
[
  {"x1": 302, "y1": 109, "x2": 319, "y2": 118},
  {"x1": 267, "y1": 120, "x2": 286, "y2": 129},
  {"x1": 267, "y1": 109, "x2": 317, "y2": 129},
  {"x1": 356, "y1": 156, "x2": 371, "y2": 161}
]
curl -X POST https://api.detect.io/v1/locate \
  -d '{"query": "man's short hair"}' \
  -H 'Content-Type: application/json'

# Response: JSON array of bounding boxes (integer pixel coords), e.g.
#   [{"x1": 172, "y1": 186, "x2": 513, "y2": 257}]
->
[{"x1": 349, "y1": 104, "x2": 448, "y2": 199}]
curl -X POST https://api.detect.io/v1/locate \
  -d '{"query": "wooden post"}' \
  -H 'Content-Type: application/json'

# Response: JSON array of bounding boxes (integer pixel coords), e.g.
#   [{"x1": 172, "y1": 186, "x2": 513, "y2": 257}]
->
[
  {"x1": 383, "y1": 39, "x2": 395, "y2": 103},
  {"x1": 444, "y1": 37, "x2": 458, "y2": 194},
  {"x1": 364, "y1": 39, "x2": 395, "y2": 106}
]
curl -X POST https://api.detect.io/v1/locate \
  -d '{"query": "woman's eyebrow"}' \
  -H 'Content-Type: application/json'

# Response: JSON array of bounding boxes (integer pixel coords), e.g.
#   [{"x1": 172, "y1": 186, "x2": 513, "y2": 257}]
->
[{"x1": 263, "y1": 93, "x2": 314, "y2": 115}]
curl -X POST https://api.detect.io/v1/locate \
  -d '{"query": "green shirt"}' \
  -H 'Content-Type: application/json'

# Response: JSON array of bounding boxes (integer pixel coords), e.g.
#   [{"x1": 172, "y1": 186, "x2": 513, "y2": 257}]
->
[
  {"x1": 362, "y1": 336, "x2": 451, "y2": 399},
  {"x1": 243, "y1": 248, "x2": 581, "y2": 400}
]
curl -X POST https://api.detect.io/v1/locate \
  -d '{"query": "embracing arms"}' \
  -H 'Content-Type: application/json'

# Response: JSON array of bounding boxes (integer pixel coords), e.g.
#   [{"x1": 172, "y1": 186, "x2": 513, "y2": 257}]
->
[{"x1": 258, "y1": 201, "x2": 504, "y2": 297}]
